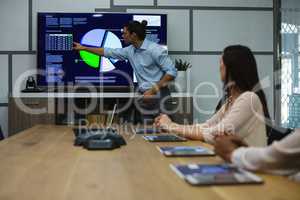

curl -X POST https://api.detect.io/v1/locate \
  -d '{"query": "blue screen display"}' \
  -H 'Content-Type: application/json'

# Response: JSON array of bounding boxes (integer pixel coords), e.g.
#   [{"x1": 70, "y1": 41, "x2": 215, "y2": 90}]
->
[{"x1": 37, "y1": 12, "x2": 167, "y2": 86}]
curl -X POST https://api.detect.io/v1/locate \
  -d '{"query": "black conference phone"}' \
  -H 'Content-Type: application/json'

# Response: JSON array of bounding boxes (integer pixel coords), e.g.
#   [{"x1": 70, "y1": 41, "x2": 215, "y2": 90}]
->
[
  {"x1": 73, "y1": 128, "x2": 126, "y2": 150},
  {"x1": 21, "y1": 76, "x2": 45, "y2": 92}
]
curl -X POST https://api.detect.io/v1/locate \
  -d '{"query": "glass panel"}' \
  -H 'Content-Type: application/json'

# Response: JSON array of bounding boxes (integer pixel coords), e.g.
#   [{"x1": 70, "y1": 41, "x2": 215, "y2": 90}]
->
[{"x1": 280, "y1": 0, "x2": 300, "y2": 128}]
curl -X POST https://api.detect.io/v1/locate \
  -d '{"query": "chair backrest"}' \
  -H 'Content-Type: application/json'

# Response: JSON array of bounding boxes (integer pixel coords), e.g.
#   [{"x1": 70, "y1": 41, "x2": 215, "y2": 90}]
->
[
  {"x1": 267, "y1": 125, "x2": 293, "y2": 145},
  {"x1": 215, "y1": 96, "x2": 226, "y2": 113},
  {"x1": 0, "y1": 125, "x2": 4, "y2": 141}
]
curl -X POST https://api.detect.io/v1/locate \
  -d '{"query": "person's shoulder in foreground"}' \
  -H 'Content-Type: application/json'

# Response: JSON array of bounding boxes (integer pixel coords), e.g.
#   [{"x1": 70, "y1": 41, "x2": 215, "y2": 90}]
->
[{"x1": 214, "y1": 129, "x2": 300, "y2": 182}]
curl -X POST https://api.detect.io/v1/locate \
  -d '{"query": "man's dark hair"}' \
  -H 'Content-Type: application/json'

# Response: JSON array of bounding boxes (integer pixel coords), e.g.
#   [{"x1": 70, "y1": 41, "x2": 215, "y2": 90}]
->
[
  {"x1": 222, "y1": 45, "x2": 271, "y2": 132},
  {"x1": 124, "y1": 20, "x2": 148, "y2": 40}
]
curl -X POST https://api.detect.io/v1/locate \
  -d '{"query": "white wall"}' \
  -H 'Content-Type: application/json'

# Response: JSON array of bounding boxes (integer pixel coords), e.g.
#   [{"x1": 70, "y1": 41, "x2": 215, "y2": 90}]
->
[
  {"x1": 193, "y1": 10, "x2": 273, "y2": 52},
  {"x1": 115, "y1": 0, "x2": 154, "y2": 6},
  {"x1": 0, "y1": 0, "x2": 28, "y2": 51},
  {"x1": 158, "y1": 0, "x2": 273, "y2": 7},
  {"x1": 174, "y1": 55, "x2": 223, "y2": 122},
  {"x1": 127, "y1": 9, "x2": 190, "y2": 51}
]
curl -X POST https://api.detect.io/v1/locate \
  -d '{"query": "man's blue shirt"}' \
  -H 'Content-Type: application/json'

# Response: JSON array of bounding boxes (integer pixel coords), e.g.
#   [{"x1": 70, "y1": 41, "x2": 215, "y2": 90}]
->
[{"x1": 104, "y1": 39, "x2": 177, "y2": 92}]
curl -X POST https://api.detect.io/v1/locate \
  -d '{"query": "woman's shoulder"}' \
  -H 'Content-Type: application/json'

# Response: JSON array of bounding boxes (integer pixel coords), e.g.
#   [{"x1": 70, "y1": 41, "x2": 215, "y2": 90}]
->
[
  {"x1": 238, "y1": 91, "x2": 260, "y2": 100},
  {"x1": 234, "y1": 91, "x2": 262, "y2": 107}
]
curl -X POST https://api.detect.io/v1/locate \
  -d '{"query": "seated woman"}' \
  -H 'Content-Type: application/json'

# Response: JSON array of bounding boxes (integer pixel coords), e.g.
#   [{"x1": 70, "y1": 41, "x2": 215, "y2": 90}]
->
[
  {"x1": 154, "y1": 45, "x2": 270, "y2": 147},
  {"x1": 214, "y1": 129, "x2": 300, "y2": 182}
]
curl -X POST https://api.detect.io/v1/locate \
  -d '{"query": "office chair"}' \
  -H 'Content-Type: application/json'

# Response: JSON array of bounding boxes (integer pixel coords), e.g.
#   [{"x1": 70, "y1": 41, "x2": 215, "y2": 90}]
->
[
  {"x1": 0, "y1": 125, "x2": 4, "y2": 141},
  {"x1": 266, "y1": 125, "x2": 293, "y2": 145}
]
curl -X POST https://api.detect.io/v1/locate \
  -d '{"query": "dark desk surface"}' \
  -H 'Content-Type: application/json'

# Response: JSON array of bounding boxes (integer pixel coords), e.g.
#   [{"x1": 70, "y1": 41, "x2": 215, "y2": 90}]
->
[{"x1": 0, "y1": 125, "x2": 299, "y2": 200}]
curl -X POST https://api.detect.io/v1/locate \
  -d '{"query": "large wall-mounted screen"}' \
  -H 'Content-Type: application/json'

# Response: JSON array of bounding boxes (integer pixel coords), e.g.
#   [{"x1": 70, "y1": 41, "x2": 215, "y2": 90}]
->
[{"x1": 37, "y1": 12, "x2": 167, "y2": 87}]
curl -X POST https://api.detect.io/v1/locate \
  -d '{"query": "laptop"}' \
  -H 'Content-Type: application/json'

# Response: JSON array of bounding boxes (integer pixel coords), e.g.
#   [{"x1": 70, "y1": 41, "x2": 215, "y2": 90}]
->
[
  {"x1": 106, "y1": 103, "x2": 117, "y2": 129},
  {"x1": 73, "y1": 103, "x2": 117, "y2": 136}
]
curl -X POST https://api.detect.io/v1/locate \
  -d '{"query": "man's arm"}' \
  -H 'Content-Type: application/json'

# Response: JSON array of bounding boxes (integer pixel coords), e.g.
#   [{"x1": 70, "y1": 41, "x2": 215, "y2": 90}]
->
[
  {"x1": 73, "y1": 42, "x2": 128, "y2": 61},
  {"x1": 73, "y1": 42, "x2": 104, "y2": 56},
  {"x1": 231, "y1": 129, "x2": 300, "y2": 172},
  {"x1": 215, "y1": 130, "x2": 300, "y2": 172},
  {"x1": 214, "y1": 135, "x2": 248, "y2": 162},
  {"x1": 156, "y1": 74, "x2": 175, "y2": 90},
  {"x1": 145, "y1": 74, "x2": 174, "y2": 96}
]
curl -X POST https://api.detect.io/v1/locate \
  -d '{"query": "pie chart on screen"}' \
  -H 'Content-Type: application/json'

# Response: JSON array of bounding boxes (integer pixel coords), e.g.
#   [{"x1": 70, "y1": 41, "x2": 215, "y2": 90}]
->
[{"x1": 79, "y1": 29, "x2": 122, "y2": 72}]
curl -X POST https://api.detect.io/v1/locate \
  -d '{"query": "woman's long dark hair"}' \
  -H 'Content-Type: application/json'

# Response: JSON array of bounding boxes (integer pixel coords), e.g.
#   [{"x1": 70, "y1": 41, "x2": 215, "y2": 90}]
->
[{"x1": 222, "y1": 45, "x2": 271, "y2": 132}]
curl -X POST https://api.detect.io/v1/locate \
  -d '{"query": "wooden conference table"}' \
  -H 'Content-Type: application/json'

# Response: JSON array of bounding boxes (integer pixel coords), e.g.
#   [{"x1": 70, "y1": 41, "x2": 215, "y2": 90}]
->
[{"x1": 0, "y1": 125, "x2": 299, "y2": 200}]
